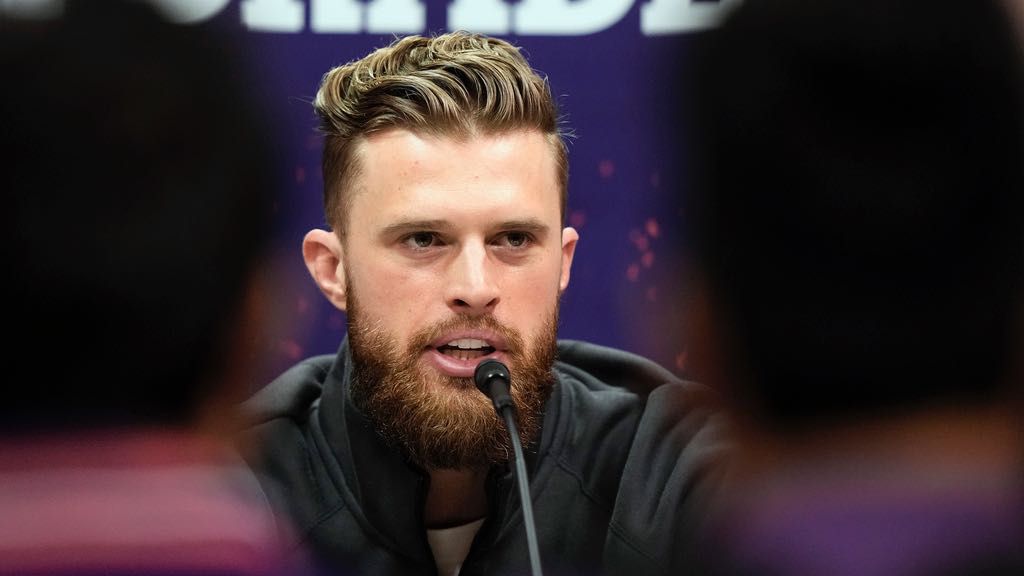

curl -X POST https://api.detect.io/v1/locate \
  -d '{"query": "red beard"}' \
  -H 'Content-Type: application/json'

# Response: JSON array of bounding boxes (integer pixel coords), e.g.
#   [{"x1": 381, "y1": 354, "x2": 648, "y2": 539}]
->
[{"x1": 347, "y1": 297, "x2": 557, "y2": 470}]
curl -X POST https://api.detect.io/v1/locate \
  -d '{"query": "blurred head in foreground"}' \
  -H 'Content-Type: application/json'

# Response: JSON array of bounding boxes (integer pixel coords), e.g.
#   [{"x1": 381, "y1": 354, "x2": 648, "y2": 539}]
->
[
  {"x1": 685, "y1": 0, "x2": 1024, "y2": 434},
  {"x1": 1, "y1": 0, "x2": 276, "y2": 435},
  {"x1": 683, "y1": 0, "x2": 1024, "y2": 573},
  {"x1": 0, "y1": 2, "x2": 295, "y2": 574}
]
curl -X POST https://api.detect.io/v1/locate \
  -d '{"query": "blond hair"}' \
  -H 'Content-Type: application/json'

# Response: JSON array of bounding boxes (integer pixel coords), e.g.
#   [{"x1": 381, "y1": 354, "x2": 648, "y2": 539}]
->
[{"x1": 313, "y1": 31, "x2": 567, "y2": 232}]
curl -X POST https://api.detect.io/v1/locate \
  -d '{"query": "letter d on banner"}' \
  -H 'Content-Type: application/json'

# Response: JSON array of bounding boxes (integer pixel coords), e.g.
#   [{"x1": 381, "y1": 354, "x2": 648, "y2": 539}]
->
[
  {"x1": 641, "y1": 0, "x2": 741, "y2": 35},
  {"x1": 149, "y1": 0, "x2": 231, "y2": 23},
  {"x1": 515, "y1": 0, "x2": 632, "y2": 35}
]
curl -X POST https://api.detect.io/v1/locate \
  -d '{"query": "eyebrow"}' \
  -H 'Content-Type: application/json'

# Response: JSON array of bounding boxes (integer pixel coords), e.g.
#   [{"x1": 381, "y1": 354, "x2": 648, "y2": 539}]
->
[
  {"x1": 494, "y1": 219, "x2": 550, "y2": 235},
  {"x1": 379, "y1": 218, "x2": 551, "y2": 238},
  {"x1": 379, "y1": 219, "x2": 453, "y2": 239}
]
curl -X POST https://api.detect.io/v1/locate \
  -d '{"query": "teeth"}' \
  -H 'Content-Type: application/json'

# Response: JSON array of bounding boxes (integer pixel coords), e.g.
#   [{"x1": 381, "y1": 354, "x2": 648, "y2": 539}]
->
[
  {"x1": 448, "y1": 348, "x2": 486, "y2": 360},
  {"x1": 445, "y1": 338, "x2": 489, "y2": 350}
]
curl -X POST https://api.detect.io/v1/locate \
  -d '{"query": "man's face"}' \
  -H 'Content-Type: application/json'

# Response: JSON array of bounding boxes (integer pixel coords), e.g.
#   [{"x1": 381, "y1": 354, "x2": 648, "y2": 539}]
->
[{"x1": 332, "y1": 128, "x2": 578, "y2": 469}]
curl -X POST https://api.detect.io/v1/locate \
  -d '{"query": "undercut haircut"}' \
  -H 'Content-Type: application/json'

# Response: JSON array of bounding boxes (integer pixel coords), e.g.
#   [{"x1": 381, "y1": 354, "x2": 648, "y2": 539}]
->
[{"x1": 313, "y1": 31, "x2": 567, "y2": 233}]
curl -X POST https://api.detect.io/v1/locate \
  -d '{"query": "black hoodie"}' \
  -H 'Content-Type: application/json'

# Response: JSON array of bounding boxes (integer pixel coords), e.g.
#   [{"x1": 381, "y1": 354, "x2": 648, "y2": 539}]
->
[{"x1": 241, "y1": 339, "x2": 729, "y2": 576}]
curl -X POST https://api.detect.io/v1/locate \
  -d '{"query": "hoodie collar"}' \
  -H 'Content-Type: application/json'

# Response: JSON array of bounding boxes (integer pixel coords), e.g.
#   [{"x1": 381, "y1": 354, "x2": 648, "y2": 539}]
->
[
  {"x1": 317, "y1": 339, "x2": 433, "y2": 564},
  {"x1": 316, "y1": 338, "x2": 557, "y2": 561}
]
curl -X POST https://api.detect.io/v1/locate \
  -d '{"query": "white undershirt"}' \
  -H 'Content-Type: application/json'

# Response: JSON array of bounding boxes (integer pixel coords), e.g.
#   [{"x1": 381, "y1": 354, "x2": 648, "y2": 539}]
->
[{"x1": 426, "y1": 517, "x2": 486, "y2": 576}]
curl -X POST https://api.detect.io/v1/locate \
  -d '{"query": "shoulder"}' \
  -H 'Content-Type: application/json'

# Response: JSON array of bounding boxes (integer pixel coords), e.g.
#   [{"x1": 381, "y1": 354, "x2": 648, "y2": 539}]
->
[
  {"x1": 555, "y1": 339, "x2": 680, "y2": 396},
  {"x1": 551, "y1": 339, "x2": 719, "y2": 436},
  {"x1": 547, "y1": 339, "x2": 723, "y2": 497},
  {"x1": 236, "y1": 354, "x2": 346, "y2": 541},
  {"x1": 241, "y1": 355, "x2": 334, "y2": 425},
  {"x1": 551, "y1": 340, "x2": 731, "y2": 573},
  {"x1": 238, "y1": 353, "x2": 337, "y2": 460}
]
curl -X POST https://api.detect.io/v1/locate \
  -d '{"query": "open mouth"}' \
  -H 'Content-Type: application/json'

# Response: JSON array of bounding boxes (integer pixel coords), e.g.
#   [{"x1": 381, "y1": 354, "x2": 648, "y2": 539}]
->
[{"x1": 435, "y1": 338, "x2": 496, "y2": 361}]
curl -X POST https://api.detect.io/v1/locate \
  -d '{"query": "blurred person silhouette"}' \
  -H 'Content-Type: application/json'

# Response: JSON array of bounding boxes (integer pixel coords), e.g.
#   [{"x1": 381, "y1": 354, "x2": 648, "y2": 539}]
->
[
  {"x1": 0, "y1": 1, "x2": 299, "y2": 574},
  {"x1": 681, "y1": 0, "x2": 1024, "y2": 574}
]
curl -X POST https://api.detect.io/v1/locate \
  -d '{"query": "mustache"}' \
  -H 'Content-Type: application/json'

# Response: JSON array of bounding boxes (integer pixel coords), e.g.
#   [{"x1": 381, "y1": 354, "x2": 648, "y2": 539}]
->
[{"x1": 406, "y1": 314, "x2": 525, "y2": 357}]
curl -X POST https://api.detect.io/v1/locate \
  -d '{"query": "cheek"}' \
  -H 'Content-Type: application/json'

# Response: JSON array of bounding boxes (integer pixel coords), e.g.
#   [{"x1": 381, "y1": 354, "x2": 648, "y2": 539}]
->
[
  {"x1": 348, "y1": 261, "x2": 438, "y2": 323},
  {"x1": 350, "y1": 246, "x2": 424, "y2": 293},
  {"x1": 501, "y1": 261, "x2": 562, "y2": 313}
]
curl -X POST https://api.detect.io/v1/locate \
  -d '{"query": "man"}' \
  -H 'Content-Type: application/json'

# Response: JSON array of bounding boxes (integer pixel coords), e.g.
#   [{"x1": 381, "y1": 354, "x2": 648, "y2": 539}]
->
[
  {"x1": 243, "y1": 32, "x2": 726, "y2": 575},
  {"x1": 1, "y1": 1, "x2": 296, "y2": 574},
  {"x1": 681, "y1": 0, "x2": 1024, "y2": 574}
]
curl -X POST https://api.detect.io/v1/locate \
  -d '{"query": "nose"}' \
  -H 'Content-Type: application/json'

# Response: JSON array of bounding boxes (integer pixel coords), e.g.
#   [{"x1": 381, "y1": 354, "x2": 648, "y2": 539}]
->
[{"x1": 445, "y1": 241, "x2": 500, "y2": 314}]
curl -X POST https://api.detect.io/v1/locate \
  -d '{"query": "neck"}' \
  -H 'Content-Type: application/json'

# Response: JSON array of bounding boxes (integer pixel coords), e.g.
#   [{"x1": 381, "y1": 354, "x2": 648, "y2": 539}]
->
[{"x1": 424, "y1": 468, "x2": 489, "y2": 529}]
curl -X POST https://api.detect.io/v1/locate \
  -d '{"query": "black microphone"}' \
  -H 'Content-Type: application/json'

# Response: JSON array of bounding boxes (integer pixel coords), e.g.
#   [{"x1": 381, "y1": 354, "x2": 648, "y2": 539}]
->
[
  {"x1": 474, "y1": 359, "x2": 544, "y2": 576},
  {"x1": 474, "y1": 358, "x2": 514, "y2": 412}
]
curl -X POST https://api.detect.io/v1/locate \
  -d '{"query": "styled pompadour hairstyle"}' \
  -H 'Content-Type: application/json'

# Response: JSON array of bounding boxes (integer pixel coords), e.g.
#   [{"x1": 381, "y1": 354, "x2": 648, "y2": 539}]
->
[{"x1": 313, "y1": 31, "x2": 567, "y2": 232}]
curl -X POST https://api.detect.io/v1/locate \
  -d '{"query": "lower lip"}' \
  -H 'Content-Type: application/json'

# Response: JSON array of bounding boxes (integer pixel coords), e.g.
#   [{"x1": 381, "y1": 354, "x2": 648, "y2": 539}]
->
[{"x1": 424, "y1": 348, "x2": 505, "y2": 378}]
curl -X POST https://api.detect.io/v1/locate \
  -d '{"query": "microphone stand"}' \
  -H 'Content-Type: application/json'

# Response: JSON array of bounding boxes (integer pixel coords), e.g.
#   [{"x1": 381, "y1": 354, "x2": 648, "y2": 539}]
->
[{"x1": 474, "y1": 359, "x2": 544, "y2": 576}]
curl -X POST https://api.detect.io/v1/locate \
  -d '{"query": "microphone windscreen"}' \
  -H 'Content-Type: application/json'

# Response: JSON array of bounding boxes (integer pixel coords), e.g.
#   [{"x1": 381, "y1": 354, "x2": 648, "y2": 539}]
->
[{"x1": 474, "y1": 359, "x2": 510, "y2": 395}]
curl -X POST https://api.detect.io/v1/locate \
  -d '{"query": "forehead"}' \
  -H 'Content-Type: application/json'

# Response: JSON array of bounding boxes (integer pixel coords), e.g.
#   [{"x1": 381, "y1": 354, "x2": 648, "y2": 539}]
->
[{"x1": 345, "y1": 129, "x2": 561, "y2": 226}]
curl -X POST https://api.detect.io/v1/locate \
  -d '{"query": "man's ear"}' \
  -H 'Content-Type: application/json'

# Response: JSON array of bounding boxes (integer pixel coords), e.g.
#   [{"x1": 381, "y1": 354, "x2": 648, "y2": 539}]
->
[
  {"x1": 559, "y1": 226, "x2": 579, "y2": 292},
  {"x1": 303, "y1": 229, "x2": 348, "y2": 311}
]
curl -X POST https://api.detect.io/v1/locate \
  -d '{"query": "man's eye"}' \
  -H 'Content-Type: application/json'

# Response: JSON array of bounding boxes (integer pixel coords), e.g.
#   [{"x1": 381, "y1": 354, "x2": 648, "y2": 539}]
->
[
  {"x1": 403, "y1": 232, "x2": 438, "y2": 249},
  {"x1": 502, "y1": 232, "x2": 531, "y2": 248}
]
